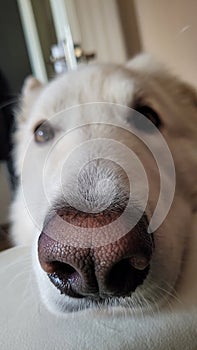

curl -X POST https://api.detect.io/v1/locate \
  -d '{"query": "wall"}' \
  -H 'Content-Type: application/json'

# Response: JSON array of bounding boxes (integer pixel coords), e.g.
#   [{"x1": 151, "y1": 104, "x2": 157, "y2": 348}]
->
[
  {"x1": 64, "y1": 0, "x2": 128, "y2": 63},
  {"x1": 134, "y1": 0, "x2": 197, "y2": 87},
  {"x1": 0, "y1": 0, "x2": 31, "y2": 93},
  {"x1": 0, "y1": 164, "x2": 11, "y2": 225},
  {"x1": 0, "y1": 0, "x2": 32, "y2": 225},
  {"x1": 116, "y1": 0, "x2": 142, "y2": 58},
  {"x1": 31, "y1": 0, "x2": 57, "y2": 79}
]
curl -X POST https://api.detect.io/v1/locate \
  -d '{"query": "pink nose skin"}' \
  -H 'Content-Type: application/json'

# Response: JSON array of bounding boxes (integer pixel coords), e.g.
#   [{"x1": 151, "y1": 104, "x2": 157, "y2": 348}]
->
[{"x1": 38, "y1": 207, "x2": 153, "y2": 299}]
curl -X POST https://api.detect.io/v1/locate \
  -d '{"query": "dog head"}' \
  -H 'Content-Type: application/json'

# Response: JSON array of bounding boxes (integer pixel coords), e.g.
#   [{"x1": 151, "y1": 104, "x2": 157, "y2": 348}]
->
[{"x1": 11, "y1": 54, "x2": 197, "y2": 314}]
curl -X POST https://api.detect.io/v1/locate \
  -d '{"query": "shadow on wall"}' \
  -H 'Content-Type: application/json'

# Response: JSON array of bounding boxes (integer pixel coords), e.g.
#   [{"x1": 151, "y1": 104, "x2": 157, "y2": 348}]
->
[
  {"x1": 117, "y1": 0, "x2": 142, "y2": 58},
  {"x1": 0, "y1": 0, "x2": 31, "y2": 94}
]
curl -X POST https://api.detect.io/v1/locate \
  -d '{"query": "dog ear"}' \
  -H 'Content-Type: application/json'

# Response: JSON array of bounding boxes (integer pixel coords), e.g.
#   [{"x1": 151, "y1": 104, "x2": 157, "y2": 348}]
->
[
  {"x1": 22, "y1": 76, "x2": 43, "y2": 97},
  {"x1": 175, "y1": 80, "x2": 197, "y2": 108},
  {"x1": 17, "y1": 76, "x2": 44, "y2": 124}
]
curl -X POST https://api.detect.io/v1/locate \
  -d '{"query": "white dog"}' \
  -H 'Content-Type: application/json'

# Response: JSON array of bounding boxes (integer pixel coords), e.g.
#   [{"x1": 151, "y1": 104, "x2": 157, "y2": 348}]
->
[{"x1": 10, "y1": 54, "x2": 197, "y2": 347}]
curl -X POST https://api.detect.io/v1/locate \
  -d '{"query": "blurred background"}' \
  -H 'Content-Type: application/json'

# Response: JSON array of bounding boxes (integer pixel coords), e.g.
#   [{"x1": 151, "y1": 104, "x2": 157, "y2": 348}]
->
[{"x1": 0, "y1": 0, "x2": 197, "y2": 248}]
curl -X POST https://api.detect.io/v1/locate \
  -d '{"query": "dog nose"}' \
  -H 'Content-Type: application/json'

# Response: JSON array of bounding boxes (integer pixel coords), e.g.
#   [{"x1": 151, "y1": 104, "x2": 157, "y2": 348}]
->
[{"x1": 38, "y1": 208, "x2": 153, "y2": 298}]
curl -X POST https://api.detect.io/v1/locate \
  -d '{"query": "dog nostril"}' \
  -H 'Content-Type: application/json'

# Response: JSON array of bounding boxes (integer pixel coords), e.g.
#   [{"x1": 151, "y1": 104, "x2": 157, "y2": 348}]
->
[
  {"x1": 106, "y1": 257, "x2": 150, "y2": 295},
  {"x1": 129, "y1": 255, "x2": 150, "y2": 270},
  {"x1": 38, "y1": 232, "x2": 98, "y2": 298},
  {"x1": 48, "y1": 261, "x2": 76, "y2": 274},
  {"x1": 38, "y1": 212, "x2": 153, "y2": 298},
  {"x1": 40, "y1": 259, "x2": 77, "y2": 277},
  {"x1": 41, "y1": 260, "x2": 84, "y2": 297}
]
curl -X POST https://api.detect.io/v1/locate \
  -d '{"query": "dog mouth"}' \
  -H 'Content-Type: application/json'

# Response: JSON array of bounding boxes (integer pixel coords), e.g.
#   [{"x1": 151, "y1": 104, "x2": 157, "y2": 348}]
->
[{"x1": 38, "y1": 209, "x2": 154, "y2": 300}]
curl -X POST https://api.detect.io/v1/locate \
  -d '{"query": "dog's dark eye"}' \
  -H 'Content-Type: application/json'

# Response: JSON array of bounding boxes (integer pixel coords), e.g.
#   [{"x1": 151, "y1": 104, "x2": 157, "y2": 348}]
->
[
  {"x1": 34, "y1": 120, "x2": 55, "y2": 143},
  {"x1": 132, "y1": 106, "x2": 162, "y2": 132}
]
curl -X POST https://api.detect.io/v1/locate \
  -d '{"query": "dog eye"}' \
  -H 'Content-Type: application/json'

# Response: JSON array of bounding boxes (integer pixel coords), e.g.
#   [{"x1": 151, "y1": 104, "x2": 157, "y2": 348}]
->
[
  {"x1": 133, "y1": 106, "x2": 162, "y2": 132},
  {"x1": 34, "y1": 120, "x2": 55, "y2": 143}
]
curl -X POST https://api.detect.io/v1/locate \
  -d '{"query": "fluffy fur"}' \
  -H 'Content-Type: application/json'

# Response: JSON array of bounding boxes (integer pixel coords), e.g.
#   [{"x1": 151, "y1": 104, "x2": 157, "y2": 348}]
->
[{"x1": 10, "y1": 54, "x2": 197, "y2": 320}]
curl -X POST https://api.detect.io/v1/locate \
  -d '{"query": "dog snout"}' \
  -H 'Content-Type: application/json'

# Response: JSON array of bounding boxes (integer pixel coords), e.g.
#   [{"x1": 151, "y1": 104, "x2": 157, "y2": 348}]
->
[{"x1": 38, "y1": 207, "x2": 153, "y2": 298}]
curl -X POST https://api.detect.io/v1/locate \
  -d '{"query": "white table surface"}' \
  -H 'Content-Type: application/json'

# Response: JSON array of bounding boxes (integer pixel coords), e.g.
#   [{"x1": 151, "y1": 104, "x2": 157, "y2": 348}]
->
[{"x1": 0, "y1": 246, "x2": 197, "y2": 350}]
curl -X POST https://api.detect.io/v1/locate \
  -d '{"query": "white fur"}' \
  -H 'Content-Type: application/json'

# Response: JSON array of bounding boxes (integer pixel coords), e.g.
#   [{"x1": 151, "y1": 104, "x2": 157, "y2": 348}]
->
[{"x1": 10, "y1": 54, "x2": 197, "y2": 325}]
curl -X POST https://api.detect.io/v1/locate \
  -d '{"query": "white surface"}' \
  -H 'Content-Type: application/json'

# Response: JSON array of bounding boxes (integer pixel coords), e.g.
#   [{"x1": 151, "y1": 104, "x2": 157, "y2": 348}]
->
[{"x1": 0, "y1": 246, "x2": 197, "y2": 350}]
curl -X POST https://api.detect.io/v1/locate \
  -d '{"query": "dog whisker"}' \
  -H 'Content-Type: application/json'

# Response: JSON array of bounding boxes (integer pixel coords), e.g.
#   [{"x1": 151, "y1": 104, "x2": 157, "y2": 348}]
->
[
  {"x1": 8, "y1": 53, "x2": 197, "y2": 350},
  {"x1": 0, "y1": 97, "x2": 19, "y2": 110}
]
